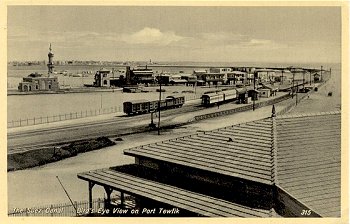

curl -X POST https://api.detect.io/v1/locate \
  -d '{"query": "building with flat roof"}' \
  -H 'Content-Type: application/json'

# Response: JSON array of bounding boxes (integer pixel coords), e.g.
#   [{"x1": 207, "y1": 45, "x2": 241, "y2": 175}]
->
[
  {"x1": 78, "y1": 111, "x2": 340, "y2": 217},
  {"x1": 18, "y1": 73, "x2": 59, "y2": 92}
]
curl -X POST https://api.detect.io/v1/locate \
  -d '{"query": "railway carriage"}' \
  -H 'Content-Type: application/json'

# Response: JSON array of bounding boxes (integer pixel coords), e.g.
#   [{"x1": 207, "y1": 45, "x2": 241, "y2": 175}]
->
[
  {"x1": 123, "y1": 96, "x2": 185, "y2": 116},
  {"x1": 165, "y1": 96, "x2": 185, "y2": 108},
  {"x1": 222, "y1": 89, "x2": 237, "y2": 101},
  {"x1": 123, "y1": 100, "x2": 150, "y2": 115},
  {"x1": 201, "y1": 89, "x2": 238, "y2": 107}
]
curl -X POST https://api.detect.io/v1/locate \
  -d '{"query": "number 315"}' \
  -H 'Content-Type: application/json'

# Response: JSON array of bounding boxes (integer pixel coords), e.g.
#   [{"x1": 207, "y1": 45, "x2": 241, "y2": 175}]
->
[{"x1": 301, "y1": 210, "x2": 311, "y2": 216}]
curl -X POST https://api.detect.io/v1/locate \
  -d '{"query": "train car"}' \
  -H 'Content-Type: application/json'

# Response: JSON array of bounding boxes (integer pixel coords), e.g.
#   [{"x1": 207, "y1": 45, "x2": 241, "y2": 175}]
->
[
  {"x1": 201, "y1": 92, "x2": 224, "y2": 106},
  {"x1": 222, "y1": 89, "x2": 237, "y2": 101},
  {"x1": 124, "y1": 96, "x2": 186, "y2": 116},
  {"x1": 123, "y1": 100, "x2": 150, "y2": 115},
  {"x1": 201, "y1": 89, "x2": 237, "y2": 106},
  {"x1": 165, "y1": 96, "x2": 185, "y2": 108},
  {"x1": 149, "y1": 100, "x2": 158, "y2": 111},
  {"x1": 175, "y1": 96, "x2": 185, "y2": 107}
]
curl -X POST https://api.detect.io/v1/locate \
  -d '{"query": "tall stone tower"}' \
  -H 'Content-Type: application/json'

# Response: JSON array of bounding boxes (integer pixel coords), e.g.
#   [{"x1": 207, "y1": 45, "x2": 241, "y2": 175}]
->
[{"x1": 47, "y1": 43, "x2": 54, "y2": 74}]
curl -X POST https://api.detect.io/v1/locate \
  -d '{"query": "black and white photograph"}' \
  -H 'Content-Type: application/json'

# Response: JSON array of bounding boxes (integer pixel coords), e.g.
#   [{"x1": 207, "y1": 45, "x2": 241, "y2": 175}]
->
[{"x1": 2, "y1": 1, "x2": 348, "y2": 221}]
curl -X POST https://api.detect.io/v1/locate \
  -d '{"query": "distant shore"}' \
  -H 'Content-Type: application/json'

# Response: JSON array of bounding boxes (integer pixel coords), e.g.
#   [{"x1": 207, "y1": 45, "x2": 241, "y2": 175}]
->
[{"x1": 7, "y1": 87, "x2": 123, "y2": 96}]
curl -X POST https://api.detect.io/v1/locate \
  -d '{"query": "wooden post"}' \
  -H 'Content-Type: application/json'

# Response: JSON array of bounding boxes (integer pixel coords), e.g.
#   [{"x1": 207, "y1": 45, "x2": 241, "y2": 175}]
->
[
  {"x1": 88, "y1": 182, "x2": 95, "y2": 214},
  {"x1": 120, "y1": 192, "x2": 125, "y2": 208},
  {"x1": 103, "y1": 186, "x2": 113, "y2": 210}
]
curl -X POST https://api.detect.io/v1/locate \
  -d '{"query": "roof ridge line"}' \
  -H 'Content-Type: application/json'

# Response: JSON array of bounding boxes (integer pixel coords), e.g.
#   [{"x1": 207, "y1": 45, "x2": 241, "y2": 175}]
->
[
  {"x1": 271, "y1": 117, "x2": 278, "y2": 185},
  {"x1": 276, "y1": 111, "x2": 341, "y2": 119}
]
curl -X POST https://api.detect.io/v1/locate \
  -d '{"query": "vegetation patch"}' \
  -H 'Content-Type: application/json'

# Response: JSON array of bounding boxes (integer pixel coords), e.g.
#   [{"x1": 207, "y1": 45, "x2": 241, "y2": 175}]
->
[{"x1": 8, "y1": 137, "x2": 115, "y2": 172}]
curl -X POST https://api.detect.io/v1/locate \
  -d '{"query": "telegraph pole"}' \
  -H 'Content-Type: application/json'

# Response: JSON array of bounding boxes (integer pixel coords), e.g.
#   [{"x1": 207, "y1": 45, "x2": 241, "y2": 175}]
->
[
  {"x1": 292, "y1": 72, "x2": 295, "y2": 99},
  {"x1": 295, "y1": 81, "x2": 298, "y2": 105},
  {"x1": 309, "y1": 71, "x2": 312, "y2": 85},
  {"x1": 158, "y1": 72, "x2": 162, "y2": 135},
  {"x1": 253, "y1": 73, "x2": 256, "y2": 111},
  {"x1": 320, "y1": 65, "x2": 323, "y2": 82},
  {"x1": 100, "y1": 93, "x2": 102, "y2": 109},
  {"x1": 281, "y1": 70, "x2": 284, "y2": 85}
]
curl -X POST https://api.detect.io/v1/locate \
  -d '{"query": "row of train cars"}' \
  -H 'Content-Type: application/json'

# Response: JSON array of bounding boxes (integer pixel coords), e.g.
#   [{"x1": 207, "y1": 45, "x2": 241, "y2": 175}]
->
[{"x1": 123, "y1": 88, "x2": 241, "y2": 115}]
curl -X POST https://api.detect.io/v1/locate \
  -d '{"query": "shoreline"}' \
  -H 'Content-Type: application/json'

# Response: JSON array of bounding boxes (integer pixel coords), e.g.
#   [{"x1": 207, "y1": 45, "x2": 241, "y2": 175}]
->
[{"x1": 7, "y1": 87, "x2": 123, "y2": 96}]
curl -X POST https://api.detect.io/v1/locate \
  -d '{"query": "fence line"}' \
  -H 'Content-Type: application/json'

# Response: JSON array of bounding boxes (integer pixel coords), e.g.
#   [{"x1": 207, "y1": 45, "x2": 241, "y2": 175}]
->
[
  {"x1": 8, "y1": 196, "x2": 135, "y2": 217},
  {"x1": 8, "y1": 94, "x2": 201, "y2": 128},
  {"x1": 8, "y1": 106, "x2": 122, "y2": 128}
]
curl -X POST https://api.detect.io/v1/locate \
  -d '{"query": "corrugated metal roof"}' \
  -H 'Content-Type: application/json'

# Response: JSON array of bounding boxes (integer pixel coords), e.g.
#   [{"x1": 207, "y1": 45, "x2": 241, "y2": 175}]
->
[
  {"x1": 78, "y1": 168, "x2": 271, "y2": 217},
  {"x1": 275, "y1": 112, "x2": 341, "y2": 217},
  {"x1": 125, "y1": 119, "x2": 275, "y2": 185},
  {"x1": 123, "y1": 111, "x2": 341, "y2": 217}
]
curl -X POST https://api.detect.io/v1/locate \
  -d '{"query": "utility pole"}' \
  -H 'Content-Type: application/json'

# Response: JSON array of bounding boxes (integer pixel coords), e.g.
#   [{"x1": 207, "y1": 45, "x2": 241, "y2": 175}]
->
[
  {"x1": 292, "y1": 72, "x2": 295, "y2": 99},
  {"x1": 253, "y1": 73, "x2": 256, "y2": 111},
  {"x1": 296, "y1": 81, "x2": 298, "y2": 105},
  {"x1": 281, "y1": 70, "x2": 284, "y2": 85},
  {"x1": 158, "y1": 72, "x2": 162, "y2": 135},
  {"x1": 320, "y1": 65, "x2": 323, "y2": 82},
  {"x1": 100, "y1": 93, "x2": 102, "y2": 109},
  {"x1": 309, "y1": 71, "x2": 312, "y2": 86},
  {"x1": 303, "y1": 71, "x2": 305, "y2": 89}
]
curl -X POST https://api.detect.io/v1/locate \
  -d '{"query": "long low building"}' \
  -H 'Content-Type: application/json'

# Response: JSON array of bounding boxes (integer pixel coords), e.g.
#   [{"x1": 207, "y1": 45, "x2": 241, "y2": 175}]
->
[
  {"x1": 18, "y1": 73, "x2": 59, "y2": 91},
  {"x1": 78, "y1": 111, "x2": 341, "y2": 217}
]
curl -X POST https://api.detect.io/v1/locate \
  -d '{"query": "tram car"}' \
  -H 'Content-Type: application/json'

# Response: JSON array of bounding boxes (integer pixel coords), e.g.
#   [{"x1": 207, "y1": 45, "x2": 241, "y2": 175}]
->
[
  {"x1": 201, "y1": 89, "x2": 237, "y2": 106},
  {"x1": 123, "y1": 96, "x2": 185, "y2": 115}
]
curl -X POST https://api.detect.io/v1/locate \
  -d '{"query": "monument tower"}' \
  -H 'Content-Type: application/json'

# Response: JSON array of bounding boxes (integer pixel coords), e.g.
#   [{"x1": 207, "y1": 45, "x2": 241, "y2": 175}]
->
[{"x1": 47, "y1": 43, "x2": 54, "y2": 74}]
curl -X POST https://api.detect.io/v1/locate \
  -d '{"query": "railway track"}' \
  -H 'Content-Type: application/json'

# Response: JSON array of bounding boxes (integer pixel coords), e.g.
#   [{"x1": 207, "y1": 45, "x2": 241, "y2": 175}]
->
[
  {"x1": 8, "y1": 103, "x2": 202, "y2": 138},
  {"x1": 8, "y1": 103, "x2": 204, "y2": 154}
]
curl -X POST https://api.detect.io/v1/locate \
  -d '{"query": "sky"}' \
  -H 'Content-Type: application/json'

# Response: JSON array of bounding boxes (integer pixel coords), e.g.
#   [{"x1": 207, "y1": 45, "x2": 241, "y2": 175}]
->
[{"x1": 7, "y1": 6, "x2": 341, "y2": 63}]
